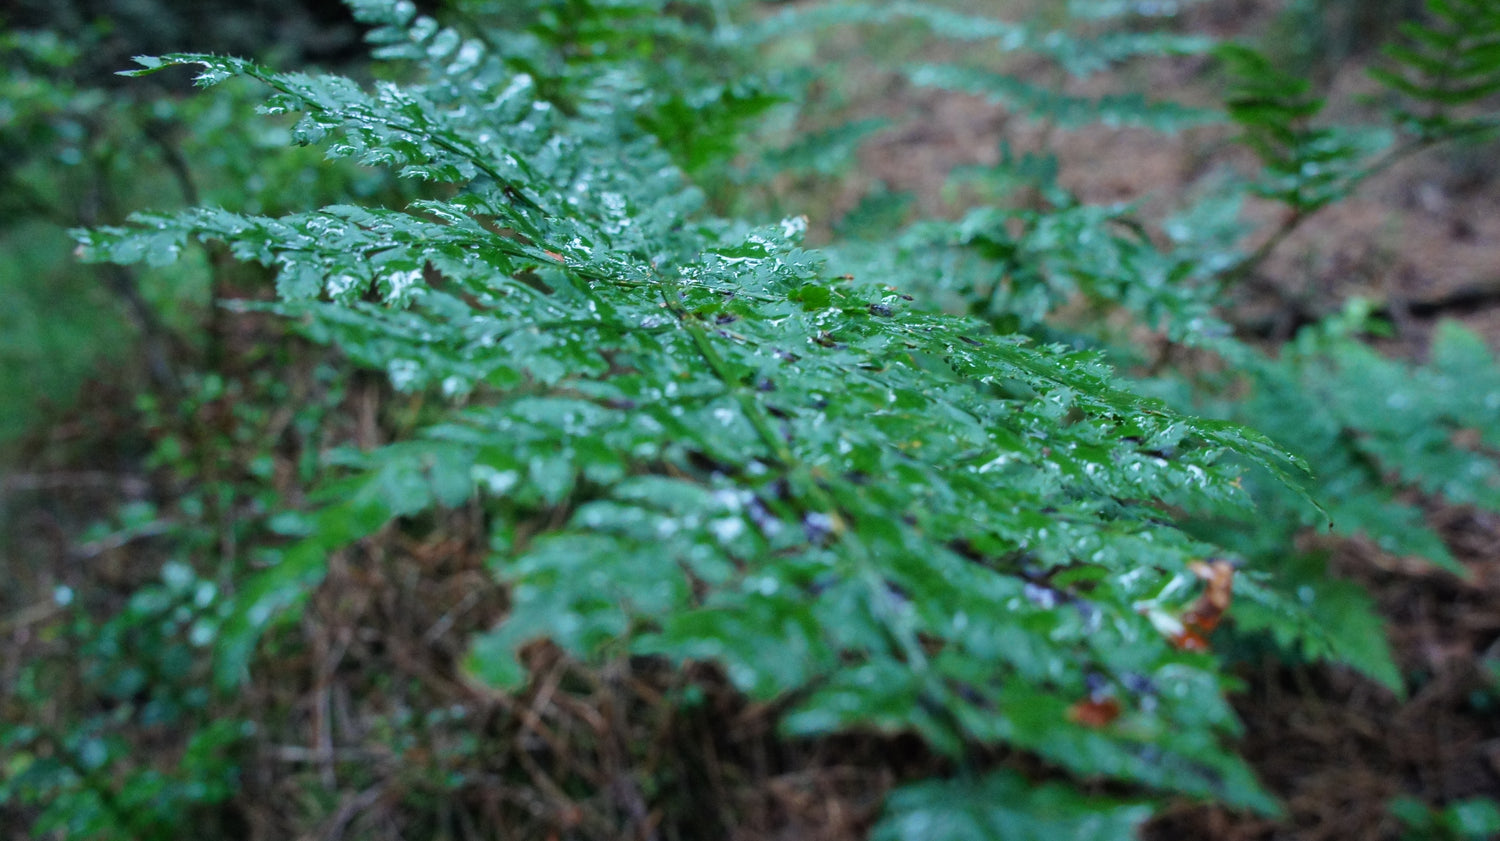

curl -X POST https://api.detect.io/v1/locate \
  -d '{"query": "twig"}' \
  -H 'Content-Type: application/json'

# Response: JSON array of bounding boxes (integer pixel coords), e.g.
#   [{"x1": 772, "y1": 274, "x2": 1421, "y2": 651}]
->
[
  {"x1": 71, "y1": 520, "x2": 174, "y2": 558},
  {"x1": 322, "y1": 783, "x2": 387, "y2": 841},
  {"x1": 0, "y1": 601, "x2": 66, "y2": 634},
  {"x1": 1, "y1": 472, "x2": 150, "y2": 495}
]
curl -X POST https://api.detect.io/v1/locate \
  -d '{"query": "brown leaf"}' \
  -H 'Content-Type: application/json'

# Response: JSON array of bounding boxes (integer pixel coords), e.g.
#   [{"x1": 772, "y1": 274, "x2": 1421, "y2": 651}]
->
[{"x1": 1067, "y1": 696, "x2": 1122, "y2": 728}]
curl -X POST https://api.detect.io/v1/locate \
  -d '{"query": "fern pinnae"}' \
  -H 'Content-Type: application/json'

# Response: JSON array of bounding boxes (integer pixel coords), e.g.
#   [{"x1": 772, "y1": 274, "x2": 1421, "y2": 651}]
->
[
  {"x1": 73, "y1": 0, "x2": 1348, "y2": 830},
  {"x1": 1369, "y1": 0, "x2": 1500, "y2": 139}
]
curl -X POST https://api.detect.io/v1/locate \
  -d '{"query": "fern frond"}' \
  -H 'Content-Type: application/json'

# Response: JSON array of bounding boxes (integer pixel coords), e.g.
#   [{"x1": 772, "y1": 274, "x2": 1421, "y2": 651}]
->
[
  {"x1": 743, "y1": 0, "x2": 1213, "y2": 77},
  {"x1": 1369, "y1": 0, "x2": 1500, "y2": 139},
  {"x1": 75, "y1": 0, "x2": 1332, "y2": 826},
  {"x1": 1383, "y1": 0, "x2": 1500, "y2": 104},
  {"x1": 1066, "y1": 0, "x2": 1210, "y2": 23},
  {"x1": 1218, "y1": 43, "x2": 1392, "y2": 213},
  {"x1": 909, "y1": 63, "x2": 1215, "y2": 130}
]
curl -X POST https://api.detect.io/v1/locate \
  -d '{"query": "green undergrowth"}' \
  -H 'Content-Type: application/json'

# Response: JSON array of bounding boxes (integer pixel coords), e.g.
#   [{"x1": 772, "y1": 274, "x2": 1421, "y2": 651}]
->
[{"x1": 4, "y1": 0, "x2": 1500, "y2": 838}]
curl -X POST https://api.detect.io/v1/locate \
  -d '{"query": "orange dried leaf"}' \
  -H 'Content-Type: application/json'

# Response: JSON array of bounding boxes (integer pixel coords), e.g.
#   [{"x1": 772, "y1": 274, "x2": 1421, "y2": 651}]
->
[
  {"x1": 1169, "y1": 626, "x2": 1211, "y2": 652},
  {"x1": 1067, "y1": 696, "x2": 1122, "y2": 728},
  {"x1": 1182, "y1": 559, "x2": 1236, "y2": 635}
]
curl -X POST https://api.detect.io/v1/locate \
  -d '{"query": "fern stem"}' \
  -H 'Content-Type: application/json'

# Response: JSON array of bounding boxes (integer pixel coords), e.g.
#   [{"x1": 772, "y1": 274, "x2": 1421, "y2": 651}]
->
[
  {"x1": 659, "y1": 285, "x2": 794, "y2": 467},
  {"x1": 655, "y1": 275, "x2": 934, "y2": 676}
]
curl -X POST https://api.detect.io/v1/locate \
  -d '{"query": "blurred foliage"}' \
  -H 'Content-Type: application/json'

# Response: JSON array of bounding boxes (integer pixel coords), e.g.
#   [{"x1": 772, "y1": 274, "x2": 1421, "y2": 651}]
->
[
  {"x1": 1262, "y1": 0, "x2": 1426, "y2": 81},
  {"x1": 1392, "y1": 795, "x2": 1500, "y2": 841},
  {"x1": 0, "y1": 27, "x2": 142, "y2": 442},
  {"x1": 0, "y1": 14, "x2": 400, "y2": 445}
]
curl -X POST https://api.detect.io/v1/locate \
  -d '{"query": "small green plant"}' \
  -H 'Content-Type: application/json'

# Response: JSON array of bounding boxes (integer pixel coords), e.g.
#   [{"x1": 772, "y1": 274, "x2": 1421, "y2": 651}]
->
[
  {"x1": 0, "y1": 361, "x2": 355, "y2": 839},
  {"x1": 1392, "y1": 795, "x2": 1500, "y2": 841},
  {"x1": 0, "y1": 560, "x2": 250, "y2": 841}
]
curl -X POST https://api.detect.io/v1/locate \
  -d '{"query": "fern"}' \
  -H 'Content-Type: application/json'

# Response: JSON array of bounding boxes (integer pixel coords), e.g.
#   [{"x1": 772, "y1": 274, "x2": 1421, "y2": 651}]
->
[
  {"x1": 61, "y1": 0, "x2": 1407, "y2": 836},
  {"x1": 1218, "y1": 43, "x2": 1393, "y2": 215},
  {"x1": 1216, "y1": 0, "x2": 1500, "y2": 261},
  {"x1": 826, "y1": 0, "x2": 1500, "y2": 703},
  {"x1": 1143, "y1": 312, "x2": 1500, "y2": 697},
  {"x1": 744, "y1": 1, "x2": 1213, "y2": 76},
  {"x1": 746, "y1": 0, "x2": 1217, "y2": 131},
  {"x1": 1369, "y1": 0, "x2": 1500, "y2": 140},
  {"x1": 17, "y1": 0, "x2": 1500, "y2": 835},
  {"x1": 907, "y1": 63, "x2": 1214, "y2": 131},
  {"x1": 1223, "y1": 313, "x2": 1500, "y2": 573},
  {"x1": 826, "y1": 138, "x2": 1231, "y2": 351}
]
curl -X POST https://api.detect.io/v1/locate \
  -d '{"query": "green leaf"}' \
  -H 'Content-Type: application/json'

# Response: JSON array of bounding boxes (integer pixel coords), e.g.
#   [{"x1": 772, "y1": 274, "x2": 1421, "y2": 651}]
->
[
  {"x1": 873, "y1": 771, "x2": 1154, "y2": 841},
  {"x1": 72, "y1": 2, "x2": 1372, "y2": 828}
]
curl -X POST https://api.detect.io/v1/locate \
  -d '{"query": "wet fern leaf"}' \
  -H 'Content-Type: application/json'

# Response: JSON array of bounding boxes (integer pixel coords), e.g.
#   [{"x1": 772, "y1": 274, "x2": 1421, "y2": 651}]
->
[{"x1": 74, "y1": 0, "x2": 1329, "y2": 833}]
